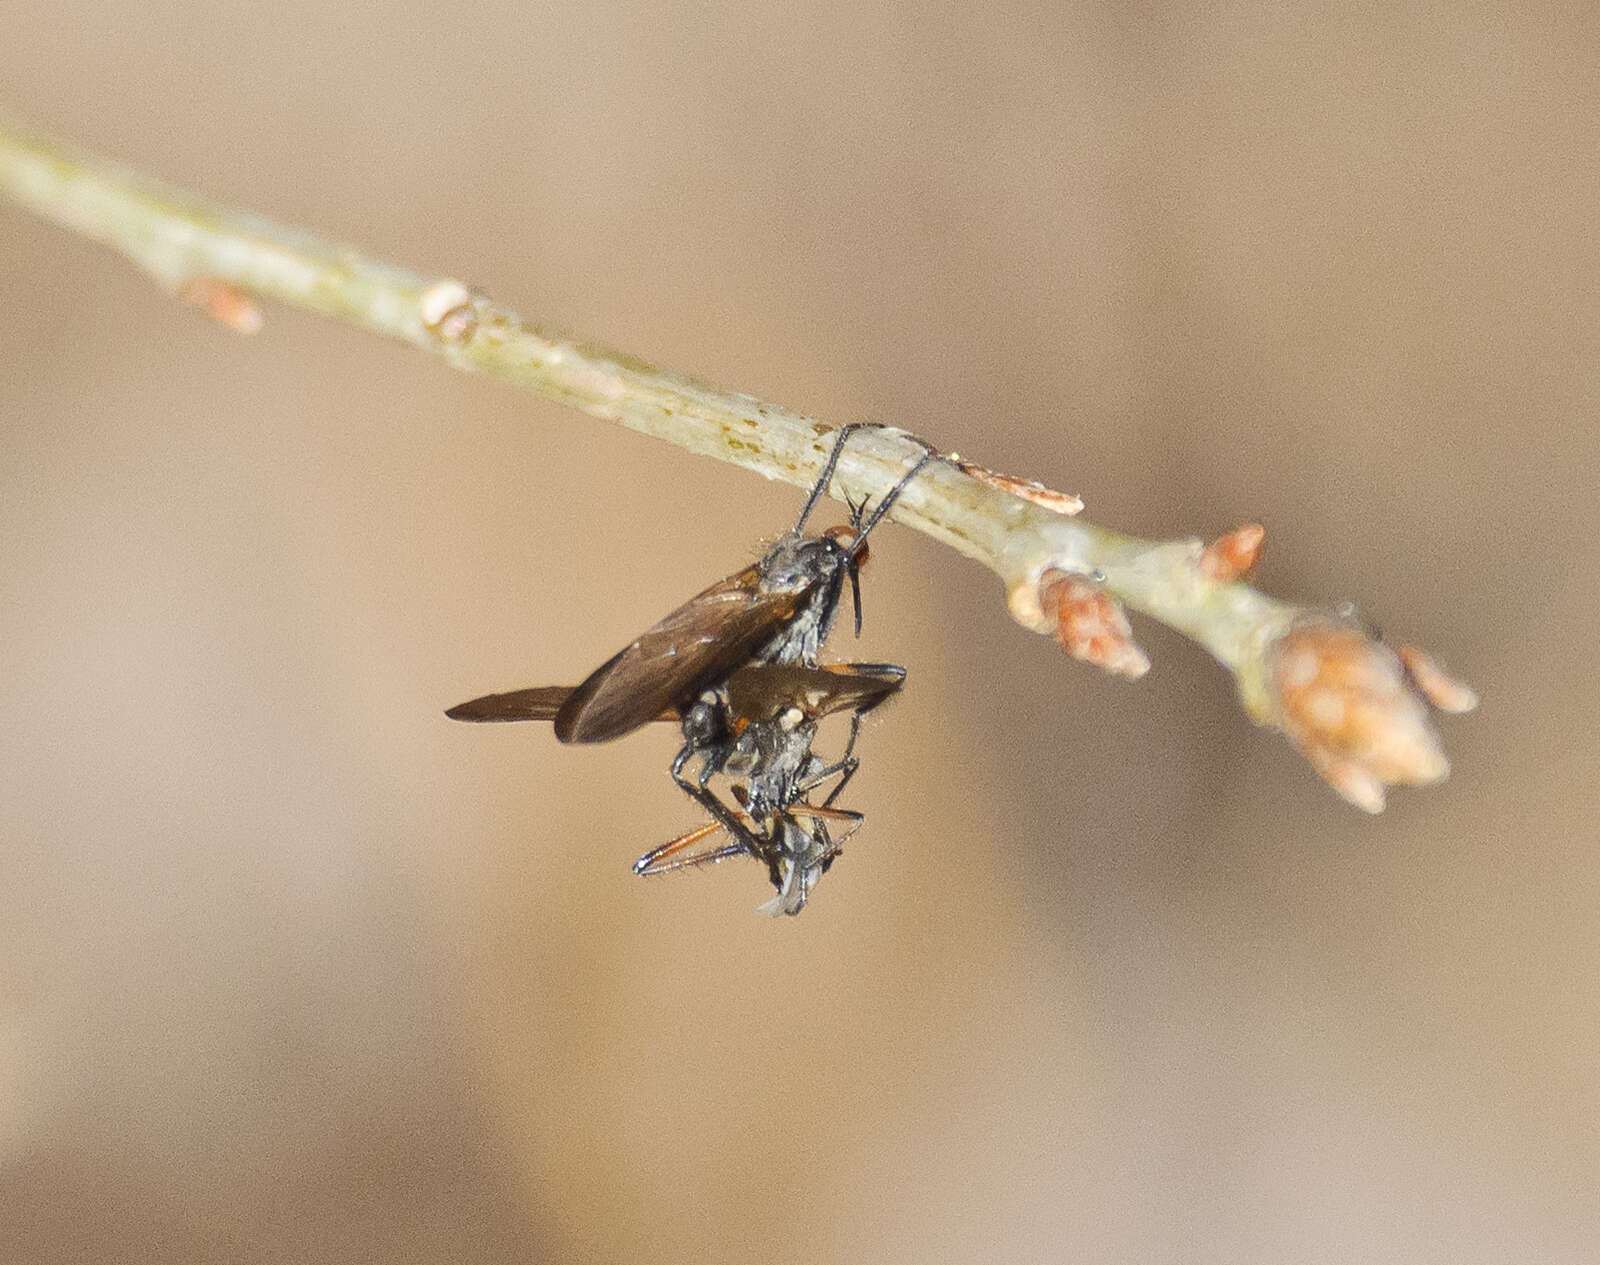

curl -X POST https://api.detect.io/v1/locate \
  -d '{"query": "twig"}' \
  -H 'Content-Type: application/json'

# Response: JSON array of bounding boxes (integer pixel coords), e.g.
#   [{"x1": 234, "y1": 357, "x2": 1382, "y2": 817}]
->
[{"x1": 0, "y1": 118, "x2": 1476, "y2": 810}]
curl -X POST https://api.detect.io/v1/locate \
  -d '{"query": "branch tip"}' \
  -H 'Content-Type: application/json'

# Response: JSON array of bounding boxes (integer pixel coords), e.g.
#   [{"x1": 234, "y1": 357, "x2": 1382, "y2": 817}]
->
[{"x1": 1267, "y1": 618, "x2": 1468, "y2": 811}]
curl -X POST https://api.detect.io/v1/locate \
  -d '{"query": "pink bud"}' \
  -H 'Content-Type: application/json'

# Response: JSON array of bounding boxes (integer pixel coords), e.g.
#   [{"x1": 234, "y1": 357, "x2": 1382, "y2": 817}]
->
[{"x1": 1269, "y1": 619, "x2": 1468, "y2": 812}]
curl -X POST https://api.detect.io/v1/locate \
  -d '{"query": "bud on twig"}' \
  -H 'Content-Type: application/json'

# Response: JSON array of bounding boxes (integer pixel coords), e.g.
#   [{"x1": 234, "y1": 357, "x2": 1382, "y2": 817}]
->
[
  {"x1": 177, "y1": 277, "x2": 263, "y2": 334},
  {"x1": 1199, "y1": 523, "x2": 1265, "y2": 582},
  {"x1": 1039, "y1": 570, "x2": 1150, "y2": 679},
  {"x1": 1394, "y1": 644, "x2": 1480, "y2": 714},
  {"x1": 1268, "y1": 618, "x2": 1475, "y2": 812}
]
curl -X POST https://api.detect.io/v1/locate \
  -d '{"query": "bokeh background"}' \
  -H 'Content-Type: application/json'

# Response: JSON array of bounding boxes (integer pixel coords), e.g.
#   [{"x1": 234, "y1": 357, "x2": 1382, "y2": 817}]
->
[{"x1": 2, "y1": 4, "x2": 1595, "y2": 1262}]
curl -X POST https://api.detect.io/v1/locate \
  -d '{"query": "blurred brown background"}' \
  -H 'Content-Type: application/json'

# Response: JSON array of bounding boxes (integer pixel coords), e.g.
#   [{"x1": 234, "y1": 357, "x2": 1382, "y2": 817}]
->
[{"x1": 1, "y1": 3, "x2": 1595, "y2": 1262}]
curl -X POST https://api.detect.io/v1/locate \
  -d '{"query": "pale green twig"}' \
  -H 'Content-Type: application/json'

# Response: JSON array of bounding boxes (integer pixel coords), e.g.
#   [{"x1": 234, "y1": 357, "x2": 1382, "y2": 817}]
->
[{"x1": 0, "y1": 119, "x2": 1475, "y2": 809}]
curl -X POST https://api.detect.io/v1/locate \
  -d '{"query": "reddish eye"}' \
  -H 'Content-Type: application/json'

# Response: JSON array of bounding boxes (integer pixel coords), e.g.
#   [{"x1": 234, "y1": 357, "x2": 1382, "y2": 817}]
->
[{"x1": 823, "y1": 525, "x2": 866, "y2": 566}]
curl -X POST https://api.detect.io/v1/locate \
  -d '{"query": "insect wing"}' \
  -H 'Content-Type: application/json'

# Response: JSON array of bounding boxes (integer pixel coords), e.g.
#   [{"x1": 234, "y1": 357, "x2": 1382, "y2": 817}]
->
[
  {"x1": 446, "y1": 686, "x2": 682, "y2": 725},
  {"x1": 445, "y1": 685, "x2": 577, "y2": 722},
  {"x1": 554, "y1": 564, "x2": 807, "y2": 743},
  {"x1": 723, "y1": 661, "x2": 905, "y2": 725}
]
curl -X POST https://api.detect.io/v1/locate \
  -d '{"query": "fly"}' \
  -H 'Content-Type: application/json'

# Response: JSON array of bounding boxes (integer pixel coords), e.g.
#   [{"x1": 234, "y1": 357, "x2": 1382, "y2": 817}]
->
[
  {"x1": 646, "y1": 660, "x2": 906, "y2": 914},
  {"x1": 447, "y1": 423, "x2": 937, "y2": 910},
  {"x1": 453, "y1": 659, "x2": 906, "y2": 914},
  {"x1": 536, "y1": 423, "x2": 936, "y2": 744}
]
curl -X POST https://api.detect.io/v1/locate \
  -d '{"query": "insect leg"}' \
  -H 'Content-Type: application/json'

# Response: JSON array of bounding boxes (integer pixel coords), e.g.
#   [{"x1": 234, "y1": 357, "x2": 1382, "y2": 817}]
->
[
  {"x1": 795, "y1": 710, "x2": 865, "y2": 808},
  {"x1": 850, "y1": 443, "x2": 943, "y2": 547},
  {"x1": 793, "y1": 422, "x2": 875, "y2": 534},
  {"x1": 633, "y1": 819, "x2": 749, "y2": 875},
  {"x1": 671, "y1": 739, "x2": 771, "y2": 862},
  {"x1": 792, "y1": 802, "x2": 864, "y2": 836}
]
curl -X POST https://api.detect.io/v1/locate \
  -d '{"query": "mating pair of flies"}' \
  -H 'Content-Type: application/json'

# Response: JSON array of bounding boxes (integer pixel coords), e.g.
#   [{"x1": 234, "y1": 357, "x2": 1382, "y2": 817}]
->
[{"x1": 447, "y1": 424, "x2": 942, "y2": 915}]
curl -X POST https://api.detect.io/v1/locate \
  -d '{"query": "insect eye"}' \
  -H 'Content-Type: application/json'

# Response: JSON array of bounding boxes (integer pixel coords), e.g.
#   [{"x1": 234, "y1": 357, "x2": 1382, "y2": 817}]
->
[{"x1": 821, "y1": 525, "x2": 868, "y2": 568}]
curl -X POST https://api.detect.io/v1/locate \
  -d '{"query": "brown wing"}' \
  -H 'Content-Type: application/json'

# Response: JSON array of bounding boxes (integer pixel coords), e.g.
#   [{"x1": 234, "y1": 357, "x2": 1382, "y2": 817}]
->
[
  {"x1": 554, "y1": 563, "x2": 807, "y2": 743},
  {"x1": 446, "y1": 686, "x2": 573, "y2": 722},
  {"x1": 723, "y1": 662, "x2": 905, "y2": 725},
  {"x1": 446, "y1": 686, "x2": 680, "y2": 724}
]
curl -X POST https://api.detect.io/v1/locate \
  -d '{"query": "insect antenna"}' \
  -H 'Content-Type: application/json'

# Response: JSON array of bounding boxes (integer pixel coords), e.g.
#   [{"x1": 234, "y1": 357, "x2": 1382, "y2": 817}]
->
[{"x1": 843, "y1": 491, "x2": 870, "y2": 636}]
